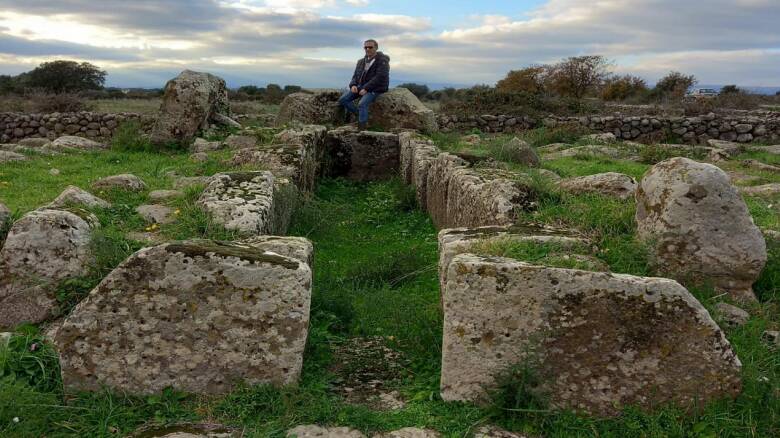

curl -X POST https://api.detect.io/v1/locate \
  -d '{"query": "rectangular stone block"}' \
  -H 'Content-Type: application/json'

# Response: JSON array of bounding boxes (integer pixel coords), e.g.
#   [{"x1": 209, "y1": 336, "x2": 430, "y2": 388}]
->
[
  {"x1": 441, "y1": 254, "x2": 742, "y2": 416},
  {"x1": 325, "y1": 127, "x2": 400, "y2": 181}
]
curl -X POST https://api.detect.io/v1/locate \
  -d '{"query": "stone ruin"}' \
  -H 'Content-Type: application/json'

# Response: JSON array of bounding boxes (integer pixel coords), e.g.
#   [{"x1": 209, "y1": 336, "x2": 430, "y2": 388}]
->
[{"x1": 1, "y1": 68, "x2": 775, "y2": 433}]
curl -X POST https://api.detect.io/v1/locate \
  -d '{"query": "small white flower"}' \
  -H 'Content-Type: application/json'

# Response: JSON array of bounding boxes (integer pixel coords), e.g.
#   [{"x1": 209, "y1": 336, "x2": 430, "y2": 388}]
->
[{"x1": 12, "y1": 417, "x2": 19, "y2": 423}]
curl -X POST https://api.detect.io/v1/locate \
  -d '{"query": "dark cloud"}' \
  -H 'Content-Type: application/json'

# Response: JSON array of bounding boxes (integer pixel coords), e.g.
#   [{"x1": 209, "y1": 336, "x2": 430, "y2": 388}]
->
[{"x1": 0, "y1": 33, "x2": 142, "y2": 61}]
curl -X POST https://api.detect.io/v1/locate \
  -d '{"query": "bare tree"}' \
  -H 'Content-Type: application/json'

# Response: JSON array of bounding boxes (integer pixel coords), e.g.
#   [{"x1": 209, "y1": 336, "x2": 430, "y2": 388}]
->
[
  {"x1": 546, "y1": 55, "x2": 612, "y2": 99},
  {"x1": 496, "y1": 65, "x2": 550, "y2": 94}
]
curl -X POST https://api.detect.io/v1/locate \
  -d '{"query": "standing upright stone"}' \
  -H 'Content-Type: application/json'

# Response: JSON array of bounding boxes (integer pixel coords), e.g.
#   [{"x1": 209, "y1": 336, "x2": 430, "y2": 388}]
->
[
  {"x1": 150, "y1": 70, "x2": 232, "y2": 146},
  {"x1": 0, "y1": 209, "x2": 98, "y2": 328},
  {"x1": 635, "y1": 157, "x2": 766, "y2": 301},
  {"x1": 55, "y1": 239, "x2": 312, "y2": 395}
]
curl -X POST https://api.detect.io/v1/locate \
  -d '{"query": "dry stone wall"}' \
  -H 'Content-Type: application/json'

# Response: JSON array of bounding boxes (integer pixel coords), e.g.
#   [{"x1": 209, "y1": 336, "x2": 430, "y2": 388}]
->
[
  {"x1": 0, "y1": 111, "x2": 152, "y2": 143},
  {"x1": 437, "y1": 112, "x2": 780, "y2": 144}
]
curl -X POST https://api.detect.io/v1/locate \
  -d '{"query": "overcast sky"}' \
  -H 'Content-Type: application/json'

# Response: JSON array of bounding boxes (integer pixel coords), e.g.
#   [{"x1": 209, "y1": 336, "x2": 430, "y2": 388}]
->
[{"x1": 0, "y1": 0, "x2": 778, "y2": 88}]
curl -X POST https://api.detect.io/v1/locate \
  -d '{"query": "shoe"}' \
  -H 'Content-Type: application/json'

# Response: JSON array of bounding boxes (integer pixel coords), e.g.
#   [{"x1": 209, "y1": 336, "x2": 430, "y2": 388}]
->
[
  {"x1": 358, "y1": 122, "x2": 367, "y2": 131},
  {"x1": 344, "y1": 111, "x2": 356, "y2": 124}
]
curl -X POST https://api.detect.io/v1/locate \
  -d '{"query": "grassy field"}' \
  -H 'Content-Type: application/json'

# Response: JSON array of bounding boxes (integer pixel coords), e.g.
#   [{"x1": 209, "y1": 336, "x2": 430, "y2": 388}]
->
[{"x1": 1, "y1": 127, "x2": 779, "y2": 437}]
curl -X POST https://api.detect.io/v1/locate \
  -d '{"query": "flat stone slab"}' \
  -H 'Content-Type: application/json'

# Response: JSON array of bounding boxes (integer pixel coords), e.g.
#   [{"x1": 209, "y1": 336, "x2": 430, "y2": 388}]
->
[
  {"x1": 92, "y1": 173, "x2": 147, "y2": 192},
  {"x1": 0, "y1": 150, "x2": 27, "y2": 163},
  {"x1": 240, "y1": 235, "x2": 314, "y2": 266},
  {"x1": 149, "y1": 189, "x2": 185, "y2": 202},
  {"x1": 0, "y1": 209, "x2": 98, "y2": 328},
  {"x1": 51, "y1": 135, "x2": 106, "y2": 151},
  {"x1": 557, "y1": 172, "x2": 638, "y2": 200},
  {"x1": 55, "y1": 239, "x2": 312, "y2": 395},
  {"x1": 740, "y1": 183, "x2": 780, "y2": 197},
  {"x1": 46, "y1": 185, "x2": 110, "y2": 209},
  {"x1": 441, "y1": 254, "x2": 742, "y2": 416}
]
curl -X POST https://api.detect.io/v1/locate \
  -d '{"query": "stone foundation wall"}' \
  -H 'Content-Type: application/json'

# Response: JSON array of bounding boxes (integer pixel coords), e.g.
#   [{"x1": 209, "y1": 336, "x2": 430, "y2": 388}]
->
[
  {"x1": 437, "y1": 112, "x2": 780, "y2": 144},
  {"x1": 0, "y1": 112, "x2": 153, "y2": 143}
]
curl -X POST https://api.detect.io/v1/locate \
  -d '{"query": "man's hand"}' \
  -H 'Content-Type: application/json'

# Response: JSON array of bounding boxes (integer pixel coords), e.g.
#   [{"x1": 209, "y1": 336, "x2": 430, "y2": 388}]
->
[
  {"x1": 359, "y1": 89, "x2": 368, "y2": 96},
  {"x1": 351, "y1": 86, "x2": 358, "y2": 93}
]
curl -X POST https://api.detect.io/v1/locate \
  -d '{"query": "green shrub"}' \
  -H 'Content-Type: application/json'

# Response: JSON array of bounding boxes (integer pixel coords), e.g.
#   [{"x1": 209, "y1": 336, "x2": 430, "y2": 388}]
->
[{"x1": 0, "y1": 326, "x2": 62, "y2": 393}]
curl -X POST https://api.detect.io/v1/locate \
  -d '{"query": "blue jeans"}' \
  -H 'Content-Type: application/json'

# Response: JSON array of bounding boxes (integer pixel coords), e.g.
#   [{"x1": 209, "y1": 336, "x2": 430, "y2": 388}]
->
[{"x1": 338, "y1": 88, "x2": 379, "y2": 124}]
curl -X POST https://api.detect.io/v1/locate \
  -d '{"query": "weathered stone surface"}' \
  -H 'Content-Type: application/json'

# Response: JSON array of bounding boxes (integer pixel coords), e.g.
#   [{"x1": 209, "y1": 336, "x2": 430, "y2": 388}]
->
[
  {"x1": 231, "y1": 142, "x2": 318, "y2": 192},
  {"x1": 136, "y1": 204, "x2": 176, "y2": 224},
  {"x1": 190, "y1": 152, "x2": 208, "y2": 163},
  {"x1": 55, "y1": 240, "x2": 312, "y2": 395},
  {"x1": 149, "y1": 190, "x2": 184, "y2": 203},
  {"x1": 325, "y1": 126, "x2": 400, "y2": 181},
  {"x1": 125, "y1": 231, "x2": 169, "y2": 246},
  {"x1": 584, "y1": 132, "x2": 617, "y2": 143},
  {"x1": 714, "y1": 303, "x2": 750, "y2": 328},
  {"x1": 369, "y1": 87, "x2": 438, "y2": 133},
  {"x1": 373, "y1": 428, "x2": 441, "y2": 438},
  {"x1": 47, "y1": 185, "x2": 110, "y2": 209},
  {"x1": 741, "y1": 159, "x2": 780, "y2": 174},
  {"x1": 17, "y1": 137, "x2": 51, "y2": 148},
  {"x1": 399, "y1": 133, "x2": 439, "y2": 209},
  {"x1": 172, "y1": 176, "x2": 212, "y2": 190},
  {"x1": 223, "y1": 134, "x2": 257, "y2": 150},
  {"x1": 438, "y1": 225, "x2": 587, "y2": 287},
  {"x1": 92, "y1": 174, "x2": 147, "y2": 192},
  {"x1": 240, "y1": 235, "x2": 314, "y2": 266},
  {"x1": 500, "y1": 137, "x2": 540, "y2": 167},
  {"x1": 0, "y1": 150, "x2": 27, "y2": 163},
  {"x1": 197, "y1": 171, "x2": 294, "y2": 235},
  {"x1": 763, "y1": 330, "x2": 780, "y2": 347},
  {"x1": 558, "y1": 172, "x2": 638, "y2": 200},
  {"x1": 190, "y1": 138, "x2": 223, "y2": 153},
  {"x1": 0, "y1": 203, "x2": 9, "y2": 227},
  {"x1": 740, "y1": 183, "x2": 780, "y2": 197},
  {"x1": 707, "y1": 139, "x2": 744, "y2": 155},
  {"x1": 542, "y1": 145, "x2": 633, "y2": 161},
  {"x1": 127, "y1": 423, "x2": 241, "y2": 438},
  {"x1": 441, "y1": 254, "x2": 742, "y2": 416},
  {"x1": 426, "y1": 153, "x2": 468, "y2": 227},
  {"x1": 276, "y1": 89, "x2": 343, "y2": 126},
  {"x1": 474, "y1": 426, "x2": 531, "y2": 438},
  {"x1": 636, "y1": 158, "x2": 767, "y2": 301},
  {"x1": 0, "y1": 209, "x2": 98, "y2": 328},
  {"x1": 151, "y1": 70, "x2": 231, "y2": 146},
  {"x1": 287, "y1": 425, "x2": 365, "y2": 438},
  {"x1": 51, "y1": 135, "x2": 105, "y2": 151},
  {"x1": 277, "y1": 88, "x2": 437, "y2": 132}
]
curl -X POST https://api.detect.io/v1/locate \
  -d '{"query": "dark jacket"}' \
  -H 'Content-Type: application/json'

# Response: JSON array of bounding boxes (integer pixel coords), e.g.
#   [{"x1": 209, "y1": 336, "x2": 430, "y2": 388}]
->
[{"x1": 349, "y1": 51, "x2": 390, "y2": 93}]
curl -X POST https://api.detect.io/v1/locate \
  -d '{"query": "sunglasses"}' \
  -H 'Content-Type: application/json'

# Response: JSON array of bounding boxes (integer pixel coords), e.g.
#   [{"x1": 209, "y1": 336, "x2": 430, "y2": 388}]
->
[{"x1": 364, "y1": 46, "x2": 375, "y2": 49}]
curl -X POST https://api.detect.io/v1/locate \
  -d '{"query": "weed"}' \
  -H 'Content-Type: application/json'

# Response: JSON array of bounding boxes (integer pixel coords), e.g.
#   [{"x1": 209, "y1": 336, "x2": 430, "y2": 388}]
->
[
  {"x1": 0, "y1": 326, "x2": 61, "y2": 393},
  {"x1": 111, "y1": 120, "x2": 154, "y2": 152}
]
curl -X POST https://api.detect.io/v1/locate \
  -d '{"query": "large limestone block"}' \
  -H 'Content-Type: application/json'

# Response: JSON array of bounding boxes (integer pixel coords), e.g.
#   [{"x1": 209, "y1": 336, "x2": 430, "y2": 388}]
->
[
  {"x1": 441, "y1": 254, "x2": 742, "y2": 416},
  {"x1": 231, "y1": 142, "x2": 318, "y2": 192},
  {"x1": 325, "y1": 127, "x2": 400, "y2": 181},
  {"x1": 276, "y1": 89, "x2": 343, "y2": 127},
  {"x1": 635, "y1": 157, "x2": 766, "y2": 301},
  {"x1": 445, "y1": 167, "x2": 535, "y2": 229},
  {"x1": 0, "y1": 209, "x2": 98, "y2": 328},
  {"x1": 276, "y1": 88, "x2": 437, "y2": 133},
  {"x1": 399, "y1": 132, "x2": 440, "y2": 208},
  {"x1": 437, "y1": 225, "x2": 586, "y2": 286},
  {"x1": 197, "y1": 171, "x2": 294, "y2": 235},
  {"x1": 55, "y1": 240, "x2": 312, "y2": 395},
  {"x1": 151, "y1": 70, "x2": 232, "y2": 146},
  {"x1": 426, "y1": 153, "x2": 469, "y2": 228},
  {"x1": 557, "y1": 172, "x2": 638, "y2": 200},
  {"x1": 369, "y1": 87, "x2": 438, "y2": 133}
]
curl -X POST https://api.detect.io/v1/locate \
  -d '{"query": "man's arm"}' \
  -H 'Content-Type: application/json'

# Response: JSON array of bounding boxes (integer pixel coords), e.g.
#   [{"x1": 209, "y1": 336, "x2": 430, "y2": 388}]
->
[
  {"x1": 348, "y1": 59, "x2": 363, "y2": 88},
  {"x1": 360, "y1": 57, "x2": 389, "y2": 92}
]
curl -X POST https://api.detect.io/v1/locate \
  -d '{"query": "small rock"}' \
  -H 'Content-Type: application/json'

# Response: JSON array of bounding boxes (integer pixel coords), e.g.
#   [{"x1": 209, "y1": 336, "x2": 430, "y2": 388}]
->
[
  {"x1": 125, "y1": 231, "x2": 168, "y2": 246},
  {"x1": 173, "y1": 176, "x2": 211, "y2": 190},
  {"x1": 49, "y1": 168, "x2": 60, "y2": 176},
  {"x1": 0, "y1": 203, "x2": 10, "y2": 226},
  {"x1": 149, "y1": 189, "x2": 184, "y2": 202},
  {"x1": 742, "y1": 159, "x2": 780, "y2": 174},
  {"x1": 287, "y1": 425, "x2": 366, "y2": 438},
  {"x1": 0, "y1": 332, "x2": 11, "y2": 347},
  {"x1": 558, "y1": 172, "x2": 637, "y2": 200},
  {"x1": 0, "y1": 151, "x2": 27, "y2": 163},
  {"x1": 536, "y1": 168, "x2": 561, "y2": 180},
  {"x1": 584, "y1": 132, "x2": 617, "y2": 143},
  {"x1": 51, "y1": 135, "x2": 106, "y2": 150},
  {"x1": 18, "y1": 138, "x2": 51, "y2": 148},
  {"x1": 714, "y1": 303, "x2": 750, "y2": 327},
  {"x1": 373, "y1": 428, "x2": 441, "y2": 438},
  {"x1": 501, "y1": 137, "x2": 540, "y2": 167},
  {"x1": 461, "y1": 134, "x2": 481, "y2": 145},
  {"x1": 762, "y1": 330, "x2": 779, "y2": 347},
  {"x1": 127, "y1": 423, "x2": 241, "y2": 438},
  {"x1": 92, "y1": 174, "x2": 147, "y2": 192},
  {"x1": 707, "y1": 139, "x2": 744, "y2": 155},
  {"x1": 740, "y1": 183, "x2": 780, "y2": 197},
  {"x1": 190, "y1": 152, "x2": 209, "y2": 162},
  {"x1": 223, "y1": 134, "x2": 257, "y2": 150},
  {"x1": 474, "y1": 426, "x2": 531, "y2": 438},
  {"x1": 190, "y1": 138, "x2": 222, "y2": 153},
  {"x1": 537, "y1": 143, "x2": 571, "y2": 153},
  {"x1": 47, "y1": 185, "x2": 110, "y2": 209},
  {"x1": 136, "y1": 204, "x2": 176, "y2": 224}
]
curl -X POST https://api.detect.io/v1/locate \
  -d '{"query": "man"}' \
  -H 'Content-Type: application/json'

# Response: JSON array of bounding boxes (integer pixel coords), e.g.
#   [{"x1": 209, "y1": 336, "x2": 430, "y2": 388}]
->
[{"x1": 338, "y1": 39, "x2": 390, "y2": 130}]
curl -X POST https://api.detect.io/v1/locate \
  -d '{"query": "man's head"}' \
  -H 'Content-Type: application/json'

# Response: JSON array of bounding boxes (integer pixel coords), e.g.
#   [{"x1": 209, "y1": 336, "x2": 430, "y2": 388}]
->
[{"x1": 364, "y1": 39, "x2": 378, "y2": 58}]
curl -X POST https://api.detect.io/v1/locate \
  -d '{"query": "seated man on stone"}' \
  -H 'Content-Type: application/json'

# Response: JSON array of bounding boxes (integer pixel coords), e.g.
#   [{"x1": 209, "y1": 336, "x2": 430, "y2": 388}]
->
[{"x1": 338, "y1": 39, "x2": 390, "y2": 130}]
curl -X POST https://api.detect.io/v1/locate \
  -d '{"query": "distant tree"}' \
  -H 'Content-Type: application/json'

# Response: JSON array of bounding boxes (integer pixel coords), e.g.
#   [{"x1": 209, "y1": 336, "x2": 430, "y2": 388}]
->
[
  {"x1": 25, "y1": 60, "x2": 106, "y2": 93},
  {"x1": 398, "y1": 82, "x2": 430, "y2": 98},
  {"x1": 496, "y1": 65, "x2": 549, "y2": 94},
  {"x1": 0, "y1": 75, "x2": 19, "y2": 94},
  {"x1": 720, "y1": 84, "x2": 742, "y2": 95},
  {"x1": 653, "y1": 71, "x2": 697, "y2": 100},
  {"x1": 601, "y1": 74, "x2": 648, "y2": 101},
  {"x1": 546, "y1": 55, "x2": 612, "y2": 99},
  {"x1": 238, "y1": 85, "x2": 262, "y2": 95},
  {"x1": 283, "y1": 85, "x2": 302, "y2": 93}
]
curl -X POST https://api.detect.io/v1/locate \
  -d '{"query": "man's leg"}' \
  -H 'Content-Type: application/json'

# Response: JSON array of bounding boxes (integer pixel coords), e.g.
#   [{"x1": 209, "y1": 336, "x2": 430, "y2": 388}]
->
[
  {"x1": 338, "y1": 89, "x2": 359, "y2": 116},
  {"x1": 357, "y1": 92, "x2": 378, "y2": 127}
]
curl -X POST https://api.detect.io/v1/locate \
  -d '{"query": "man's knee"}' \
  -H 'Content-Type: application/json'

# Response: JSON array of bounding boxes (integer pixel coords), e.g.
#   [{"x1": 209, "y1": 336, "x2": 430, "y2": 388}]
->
[{"x1": 358, "y1": 98, "x2": 373, "y2": 109}]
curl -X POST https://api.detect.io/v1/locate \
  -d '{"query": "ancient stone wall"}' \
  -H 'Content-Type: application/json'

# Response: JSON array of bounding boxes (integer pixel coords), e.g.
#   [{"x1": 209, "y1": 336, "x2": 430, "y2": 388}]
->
[
  {"x1": 0, "y1": 111, "x2": 153, "y2": 143},
  {"x1": 437, "y1": 112, "x2": 780, "y2": 144}
]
